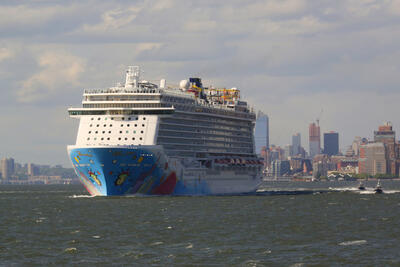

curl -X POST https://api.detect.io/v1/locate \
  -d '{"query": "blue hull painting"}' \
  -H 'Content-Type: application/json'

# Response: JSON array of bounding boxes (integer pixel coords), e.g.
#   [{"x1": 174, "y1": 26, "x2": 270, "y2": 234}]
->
[{"x1": 68, "y1": 146, "x2": 210, "y2": 196}]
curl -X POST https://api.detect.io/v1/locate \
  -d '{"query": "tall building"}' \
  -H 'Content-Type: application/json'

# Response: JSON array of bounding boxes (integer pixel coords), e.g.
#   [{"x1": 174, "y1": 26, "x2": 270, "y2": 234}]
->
[
  {"x1": 283, "y1": 144, "x2": 293, "y2": 159},
  {"x1": 27, "y1": 163, "x2": 39, "y2": 176},
  {"x1": 292, "y1": 133, "x2": 301, "y2": 156},
  {"x1": 1, "y1": 158, "x2": 15, "y2": 180},
  {"x1": 373, "y1": 121, "x2": 397, "y2": 175},
  {"x1": 254, "y1": 112, "x2": 269, "y2": 154},
  {"x1": 358, "y1": 143, "x2": 387, "y2": 175},
  {"x1": 324, "y1": 131, "x2": 339, "y2": 156},
  {"x1": 309, "y1": 122, "x2": 320, "y2": 158}
]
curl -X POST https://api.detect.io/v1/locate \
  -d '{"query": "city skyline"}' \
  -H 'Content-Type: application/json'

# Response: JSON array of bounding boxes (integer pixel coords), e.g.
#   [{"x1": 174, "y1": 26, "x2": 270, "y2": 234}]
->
[{"x1": 1, "y1": 1, "x2": 400, "y2": 166}]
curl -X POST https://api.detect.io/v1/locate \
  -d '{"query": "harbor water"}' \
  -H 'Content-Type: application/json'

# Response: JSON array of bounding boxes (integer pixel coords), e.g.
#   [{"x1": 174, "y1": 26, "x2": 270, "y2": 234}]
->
[{"x1": 1, "y1": 181, "x2": 400, "y2": 266}]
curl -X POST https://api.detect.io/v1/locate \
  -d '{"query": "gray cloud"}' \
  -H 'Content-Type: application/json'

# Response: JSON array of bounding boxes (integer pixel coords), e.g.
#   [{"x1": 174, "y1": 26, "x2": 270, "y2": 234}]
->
[{"x1": 1, "y1": 0, "x2": 400, "y2": 165}]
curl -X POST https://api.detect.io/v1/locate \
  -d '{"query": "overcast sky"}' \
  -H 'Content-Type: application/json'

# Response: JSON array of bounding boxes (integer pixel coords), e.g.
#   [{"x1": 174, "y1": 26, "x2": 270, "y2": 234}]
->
[{"x1": 1, "y1": 0, "x2": 400, "y2": 166}]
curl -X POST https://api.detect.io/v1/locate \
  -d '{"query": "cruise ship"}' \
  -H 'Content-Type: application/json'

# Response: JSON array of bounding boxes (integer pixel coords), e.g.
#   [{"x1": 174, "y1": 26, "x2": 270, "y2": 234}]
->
[{"x1": 67, "y1": 66, "x2": 263, "y2": 196}]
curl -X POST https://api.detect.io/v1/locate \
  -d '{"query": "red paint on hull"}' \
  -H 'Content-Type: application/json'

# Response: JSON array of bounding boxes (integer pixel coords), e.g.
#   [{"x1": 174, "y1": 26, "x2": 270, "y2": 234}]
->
[{"x1": 152, "y1": 172, "x2": 177, "y2": 195}]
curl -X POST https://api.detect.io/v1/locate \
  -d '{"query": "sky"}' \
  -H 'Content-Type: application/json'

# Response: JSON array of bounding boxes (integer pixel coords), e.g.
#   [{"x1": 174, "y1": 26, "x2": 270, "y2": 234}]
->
[{"x1": 1, "y1": 0, "x2": 400, "y2": 166}]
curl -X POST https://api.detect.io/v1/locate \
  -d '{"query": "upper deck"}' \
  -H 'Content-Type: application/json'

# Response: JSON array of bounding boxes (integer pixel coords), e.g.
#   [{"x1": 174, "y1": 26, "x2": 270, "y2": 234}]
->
[{"x1": 69, "y1": 66, "x2": 256, "y2": 121}]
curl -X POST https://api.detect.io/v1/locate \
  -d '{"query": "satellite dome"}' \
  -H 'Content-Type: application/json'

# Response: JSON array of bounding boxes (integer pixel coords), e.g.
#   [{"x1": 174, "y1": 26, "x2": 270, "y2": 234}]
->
[{"x1": 179, "y1": 79, "x2": 189, "y2": 90}]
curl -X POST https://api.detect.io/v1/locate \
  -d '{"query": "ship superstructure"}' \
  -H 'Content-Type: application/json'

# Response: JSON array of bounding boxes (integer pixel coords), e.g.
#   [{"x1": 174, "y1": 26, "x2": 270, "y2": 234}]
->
[{"x1": 67, "y1": 66, "x2": 262, "y2": 196}]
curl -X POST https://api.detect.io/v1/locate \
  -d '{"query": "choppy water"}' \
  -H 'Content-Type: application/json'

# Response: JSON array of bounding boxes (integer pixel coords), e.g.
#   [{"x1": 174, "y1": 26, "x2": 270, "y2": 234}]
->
[{"x1": 1, "y1": 181, "x2": 400, "y2": 266}]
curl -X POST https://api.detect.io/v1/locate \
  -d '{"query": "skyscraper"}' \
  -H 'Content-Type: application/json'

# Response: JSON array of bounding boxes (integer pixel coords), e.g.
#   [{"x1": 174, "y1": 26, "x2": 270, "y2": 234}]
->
[
  {"x1": 1, "y1": 158, "x2": 15, "y2": 180},
  {"x1": 309, "y1": 122, "x2": 320, "y2": 158},
  {"x1": 324, "y1": 131, "x2": 339, "y2": 156},
  {"x1": 254, "y1": 112, "x2": 269, "y2": 153},
  {"x1": 292, "y1": 133, "x2": 301, "y2": 156}
]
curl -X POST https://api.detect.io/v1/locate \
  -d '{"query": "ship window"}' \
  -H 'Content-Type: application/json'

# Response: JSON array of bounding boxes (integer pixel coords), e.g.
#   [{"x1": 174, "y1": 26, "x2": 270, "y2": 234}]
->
[
  {"x1": 119, "y1": 131, "x2": 122, "y2": 134},
  {"x1": 121, "y1": 124, "x2": 123, "y2": 127},
  {"x1": 142, "y1": 124, "x2": 145, "y2": 127},
  {"x1": 87, "y1": 137, "x2": 90, "y2": 140},
  {"x1": 107, "y1": 137, "x2": 110, "y2": 140},
  {"x1": 102, "y1": 131, "x2": 105, "y2": 134},
  {"x1": 98, "y1": 118, "x2": 101, "y2": 120},
  {"x1": 94, "y1": 137, "x2": 97, "y2": 140},
  {"x1": 127, "y1": 124, "x2": 130, "y2": 127},
  {"x1": 108, "y1": 131, "x2": 111, "y2": 134},
  {"x1": 132, "y1": 137, "x2": 135, "y2": 140},
  {"x1": 126, "y1": 131, "x2": 129, "y2": 133},
  {"x1": 128, "y1": 117, "x2": 131, "y2": 121},
  {"x1": 111, "y1": 118, "x2": 114, "y2": 120},
  {"x1": 125, "y1": 138, "x2": 127, "y2": 140},
  {"x1": 143, "y1": 117, "x2": 146, "y2": 120},
  {"x1": 134, "y1": 131, "x2": 136, "y2": 133},
  {"x1": 122, "y1": 117, "x2": 125, "y2": 120},
  {"x1": 139, "y1": 137, "x2": 143, "y2": 140},
  {"x1": 88, "y1": 131, "x2": 91, "y2": 134},
  {"x1": 91, "y1": 118, "x2": 94, "y2": 120},
  {"x1": 101, "y1": 138, "x2": 104, "y2": 140},
  {"x1": 118, "y1": 137, "x2": 121, "y2": 140},
  {"x1": 104, "y1": 124, "x2": 106, "y2": 127},
  {"x1": 110, "y1": 124, "x2": 112, "y2": 127},
  {"x1": 97, "y1": 124, "x2": 99, "y2": 127},
  {"x1": 141, "y1": 131, "x2": 143, "y2": 134},
  {"x1": 105, "y1": 118, "x2": 107, "y2": 120},
  {"x1": 134, "y1": 124, "x2": 137, "y2": 127},
  {"x1": 90, "y1": 124, "x2": 93, "y2": 127}
]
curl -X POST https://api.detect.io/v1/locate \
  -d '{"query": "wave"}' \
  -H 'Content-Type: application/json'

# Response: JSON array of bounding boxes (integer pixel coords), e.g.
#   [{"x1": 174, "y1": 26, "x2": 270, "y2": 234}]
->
[
  {"x1": 339, "y1": 240, "x2": 367, "y2": 246},
  {"x1": 69, "y1": 194, "x2": 95, "y2": 198}
]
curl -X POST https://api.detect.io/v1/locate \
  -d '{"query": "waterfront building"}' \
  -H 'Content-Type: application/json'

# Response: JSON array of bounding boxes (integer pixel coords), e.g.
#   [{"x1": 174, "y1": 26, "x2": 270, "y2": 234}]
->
[
  {"x1": 283, "y1": 144, "x2": 293, "y2": 159},
  {"x1": 312, "y1": 155, "x2": 337, "y2": 178},
  {"x1": 324, "y1": 131, "x2": 339, "y2": 156},
  {"x1": 27, "y1": 163, "x2": 39, "y2": 176},
  {"x1": 358, "y1": 143, "x2": 387, "y2": 175},
  {"x1": 373, "y1": 122, "x2": 398, "y2": 175},
  {"x1": 309, "y1": 122, "x2": 320, "y2": 158},
  {"x1": 271, "y1": 160, "x2": 290, "y2": 177},
  {"x1": 292, "y1": 133, "x2": 301, "y2": 156},
  {"x1": 1, "y1": 158, "x2": 15, "y2": 180}
]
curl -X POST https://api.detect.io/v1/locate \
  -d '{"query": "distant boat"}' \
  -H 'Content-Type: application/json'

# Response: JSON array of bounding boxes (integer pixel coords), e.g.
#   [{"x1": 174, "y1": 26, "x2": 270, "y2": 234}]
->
[
  {"x1": 358, "y1": 181, "x2": 366, "y2": 191},
  {"x1": 374, "y1": 180, "x2": 383, "y2": 194}
]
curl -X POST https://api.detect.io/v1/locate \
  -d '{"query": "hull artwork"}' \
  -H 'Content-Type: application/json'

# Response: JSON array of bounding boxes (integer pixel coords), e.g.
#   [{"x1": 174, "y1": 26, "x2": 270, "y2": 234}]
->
[{"x1": 68, "y1": 146, "x2": 212, "y2": 196}]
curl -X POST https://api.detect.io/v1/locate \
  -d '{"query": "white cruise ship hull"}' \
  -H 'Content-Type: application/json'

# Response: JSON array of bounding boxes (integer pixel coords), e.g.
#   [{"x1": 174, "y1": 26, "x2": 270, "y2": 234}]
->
[{"x1": 68, "y1": 145, "x2": 262, "y2": 196}]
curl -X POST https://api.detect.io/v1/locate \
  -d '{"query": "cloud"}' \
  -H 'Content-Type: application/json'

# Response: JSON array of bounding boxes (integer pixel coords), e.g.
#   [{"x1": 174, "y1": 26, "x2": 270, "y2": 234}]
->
[
  {"x1": 17, "y1": 51, "x2": 85, "y2": 103},
  {"x1": 0, "y1": 47, "x2": 13, "y2": 61}
]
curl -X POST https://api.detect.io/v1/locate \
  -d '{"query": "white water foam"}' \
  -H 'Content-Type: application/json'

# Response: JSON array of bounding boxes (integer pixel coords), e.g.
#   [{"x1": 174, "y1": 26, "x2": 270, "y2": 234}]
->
[
  {"x1": 69, "y1": 195, "x2": 95, "y2": 198},
  {"x1": 339, "y1": 240, "x2": 367, "y2": 246}
]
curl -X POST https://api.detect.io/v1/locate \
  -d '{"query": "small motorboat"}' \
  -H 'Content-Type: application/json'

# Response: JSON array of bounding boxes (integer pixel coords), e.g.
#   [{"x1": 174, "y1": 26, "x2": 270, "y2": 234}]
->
[
  {"x1": 358, "y1": 181, "x2": 366, "y2": 191},
  {"x1": 374, "y1": 180, "x2": 383, "y2": 194}
]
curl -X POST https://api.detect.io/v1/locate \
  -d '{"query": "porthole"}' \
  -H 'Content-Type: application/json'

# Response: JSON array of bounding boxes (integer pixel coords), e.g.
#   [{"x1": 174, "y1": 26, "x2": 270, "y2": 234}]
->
[
  {"x1": 110, "y1": 124, "x2": 112, "y2": 127},
  {"x1": 118, "y1": 137, "x2": 121, "y2": 140},
  {"x1": 108, "y1": 131, "x2": 111, "y2": 134},
  {"x1": 111, "y1": 118, "x2": 114, "y2": 120},
  {"x1": 87, "y1": 137, "x2": 90, "y2": 140},
  {"x1": 101, "y1": 137, "x2": 104, "y2": 140},
  {"x1": 91, "y1": 118, "x2": 94, "y2": 120},
  {"x1": 88, "y1": 131, "x2": 91, "y2": 134},
  {"x1": 143, "y1": 117, "x2": 146, "y2": 120},
  {"x1": 128, "y1": 117, "x2": 131, "y2": 121},
  {"x1": 104, "y1": 124, "x2": 106, "y2": 127},
  {"x1": 132, "y1": 137, "x2": 135, "y2": 140},
  {"x1": 134, "y1": 124, "x2": 137, "y2": 127},
  {"x1": 139, "y1": 137, "x2": 142, "y2": 140},
  {"x1": 98, "y1": 118, "x2": 101, "y2": 120},
  {"x1": 90, "y1": 124, "x2": 93, "y2": 127},
  {"x1": 95, "y1": 131, "x2": 98, "y2": 134},
  {"x1": 102, "y1": 131, "x2": 105, "y2": 134},
  {"x1": 107, "y1": 137, "x2": 110, "y2": 140},
  {"x1": 96, "y1": 124, "x2": 99, "y2": 127},
  {"x1": 125, "y1": 138, "x2": 127, "y2": 140},
  {"x1": 94, "y1": 137, "x2": 97, "y2": 140},
  {"x1": 122, "y1": 117, "x2": 125, "y2": 120},
  {"x1": 142, "y1": 124, "x2": 145, "y2": 127},
  {"x1": 127, "y1": 124, "x2": 130, "y2": 127},
  {"x1": 119, "y1": 131, "x2": 122, "y2": 134},
  {"x1": 126, "y1": 131, "x2": 129, "y2": 133},
  {"x1": 141, "y1": 131, "x2": 143, "y2": 134},
  {"x1": 121, "y1": 124, "x2": 123, "y2": 127}
]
